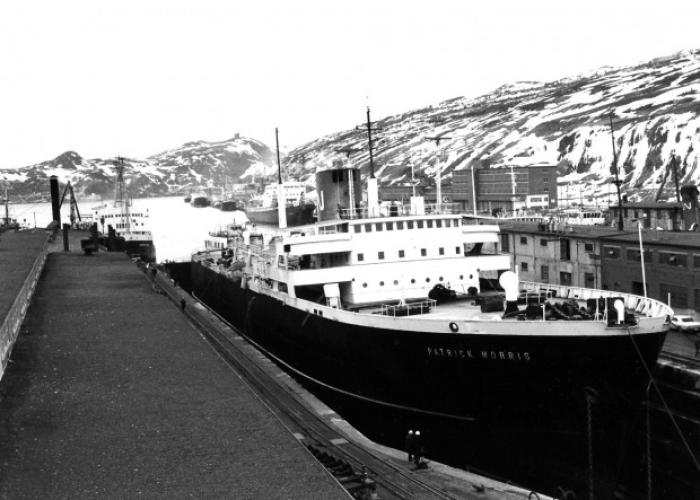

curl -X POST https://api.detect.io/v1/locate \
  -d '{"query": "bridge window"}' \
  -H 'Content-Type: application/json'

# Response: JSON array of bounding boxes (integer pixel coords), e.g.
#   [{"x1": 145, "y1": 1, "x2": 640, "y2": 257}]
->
[
  {"x1": 386, "y1": 222, "x2": 394, "y2": 231},
  {"x1": 375, "y1": 223, "x2": 383, "y2": 232},
  {"x1": 398, "y1": 250, "x2": 405, "y2": 258},
  {"x1": 417, "y1": 220, "x2": 424, "y2": 229},
  {"x1": 378, "y1": 251, "x2": 385, "y2": 260},
  {"x1": 439, "y1": 247, "x2": 444, "y2": 255},
  {"x1": 397, "y1": 221, "x2": 404, "y2": 230},
  {"x1": 427, "y1": 220, "x2": 433, "y2": 228},
  {"x1": 407, "y1": 221, "x2": 414, "y2": 229},
  {"x1": 421, "y1": 248, "x2": 427, "y2": 257},
  {"x1": 455, "y1": 246, "x2": 460, "y2": 254},
  {"x1": 357, "y1": 253, "x2": 364, "y2": 262},
  {"x1": 353, "y1": 225, "x2": 361, "y2": 233},
  {"x1": 364, "y1": 224, "x2": 372, "y2": 232},
  {"x1": 436, "y1": 220, "x2": 442, "y2": 228}
]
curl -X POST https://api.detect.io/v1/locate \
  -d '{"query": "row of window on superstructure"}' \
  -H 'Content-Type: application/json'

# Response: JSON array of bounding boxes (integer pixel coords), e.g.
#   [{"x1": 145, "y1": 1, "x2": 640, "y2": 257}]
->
[
  {"x1": 357, "y1": 245, "x2": 463, "y2": 262},
  {"x1": 352, "y1": 218, "x2": 460, "y2": 233}
]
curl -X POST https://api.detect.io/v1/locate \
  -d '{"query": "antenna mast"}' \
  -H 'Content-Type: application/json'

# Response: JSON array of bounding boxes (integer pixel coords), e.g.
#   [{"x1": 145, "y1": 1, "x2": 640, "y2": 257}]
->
[
  {"x1": 608, "y1": 112, "x2": 624, "y2": 230},
  {"x1": 275, "y1": 127, "x2": 282, "y2": 184}
]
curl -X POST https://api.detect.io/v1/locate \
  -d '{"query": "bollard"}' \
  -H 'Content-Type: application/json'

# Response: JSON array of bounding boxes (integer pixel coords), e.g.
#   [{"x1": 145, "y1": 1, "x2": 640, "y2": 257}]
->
[{"x1": 62, "y1": 223, "x2": 70, "y2": 251}]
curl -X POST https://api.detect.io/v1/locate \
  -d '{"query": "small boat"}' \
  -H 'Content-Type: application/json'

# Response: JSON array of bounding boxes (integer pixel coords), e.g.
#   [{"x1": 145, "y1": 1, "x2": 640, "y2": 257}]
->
[{"x1": 190, "y1": 195, "x2": 211, "y2": 208}]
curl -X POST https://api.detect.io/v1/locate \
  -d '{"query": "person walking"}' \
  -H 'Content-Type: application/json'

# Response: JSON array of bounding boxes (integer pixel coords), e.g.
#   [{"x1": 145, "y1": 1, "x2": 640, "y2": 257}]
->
[{"x1": 413, "y1": 430, "x2": 423, "y2": 467}]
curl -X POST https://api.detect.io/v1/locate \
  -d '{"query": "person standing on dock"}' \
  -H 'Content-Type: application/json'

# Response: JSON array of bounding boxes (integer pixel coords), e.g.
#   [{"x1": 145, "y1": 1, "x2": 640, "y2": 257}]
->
[
  {"x1": 405, "y1": 430, "x2": 414, "y2": 462},
  {"x1": 413, "y1": 430, "x2": 423, "y2": 467}
]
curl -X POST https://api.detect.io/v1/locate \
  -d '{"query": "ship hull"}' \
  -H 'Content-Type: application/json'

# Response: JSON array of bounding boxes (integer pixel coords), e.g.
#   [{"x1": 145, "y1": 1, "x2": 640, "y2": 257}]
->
[
  {"x1": 124, "y1": 239, "x2": 156, "y2": 263},
  {"x1": 244, "y1": 203, "x2": 316, "y2": 226},
  {"x1": 190, "y1": 261, "x2": 666, "y2": 496},
  {"x1": 218, "y1": 200, "x2": 239, "y2": 211}
]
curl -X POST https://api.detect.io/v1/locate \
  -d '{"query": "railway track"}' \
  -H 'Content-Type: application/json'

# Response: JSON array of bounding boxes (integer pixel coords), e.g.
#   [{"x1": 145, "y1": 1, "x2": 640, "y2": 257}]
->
[{"x1": 154, "y1": 274, "x2": 467, "y2": 500}]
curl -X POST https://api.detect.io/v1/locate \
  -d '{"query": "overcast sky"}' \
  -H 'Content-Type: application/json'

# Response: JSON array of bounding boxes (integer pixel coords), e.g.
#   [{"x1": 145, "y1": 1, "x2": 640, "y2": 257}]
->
[{"x1": 1, "y1": 0, "x2": 698, "y2": 169}]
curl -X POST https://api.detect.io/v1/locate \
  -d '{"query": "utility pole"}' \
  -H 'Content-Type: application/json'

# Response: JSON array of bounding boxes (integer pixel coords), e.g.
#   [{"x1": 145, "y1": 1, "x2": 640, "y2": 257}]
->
[{"x1": 609, "y1": 112, "x2": 624, "y2": 230}]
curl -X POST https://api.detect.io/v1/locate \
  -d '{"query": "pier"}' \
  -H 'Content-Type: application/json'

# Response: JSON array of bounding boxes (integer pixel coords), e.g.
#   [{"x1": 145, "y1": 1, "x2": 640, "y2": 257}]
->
[{"x1": 0, "y1": 229, "x2": 542, "y2": 499}]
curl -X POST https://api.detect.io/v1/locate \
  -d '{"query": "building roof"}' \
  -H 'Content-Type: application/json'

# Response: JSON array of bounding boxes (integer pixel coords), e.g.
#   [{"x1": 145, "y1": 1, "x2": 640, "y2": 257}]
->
[
  {"x1": 500, "y1": 220, "x2": 700, "y2": 249},
  {"x1": 611, "y1": 202, "x2": 682, "y2": 209}
]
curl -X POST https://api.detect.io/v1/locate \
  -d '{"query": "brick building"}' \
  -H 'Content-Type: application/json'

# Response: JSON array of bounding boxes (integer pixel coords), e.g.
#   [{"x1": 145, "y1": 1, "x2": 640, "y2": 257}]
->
[{"x1": 609, "y1": 202, "x2": 682, "y2": 231}]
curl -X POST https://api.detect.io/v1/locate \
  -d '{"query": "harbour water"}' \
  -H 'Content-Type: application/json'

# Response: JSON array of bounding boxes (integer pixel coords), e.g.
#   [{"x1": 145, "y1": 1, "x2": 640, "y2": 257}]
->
[{"x1": 9, "y1": 196, "x2": 244, "y2": 263}]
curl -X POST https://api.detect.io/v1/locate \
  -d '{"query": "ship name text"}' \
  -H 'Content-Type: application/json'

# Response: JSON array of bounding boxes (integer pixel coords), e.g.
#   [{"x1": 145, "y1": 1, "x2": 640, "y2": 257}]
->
[{"x1": 426, "y1": 347, "x2": 531, "y2": 362}]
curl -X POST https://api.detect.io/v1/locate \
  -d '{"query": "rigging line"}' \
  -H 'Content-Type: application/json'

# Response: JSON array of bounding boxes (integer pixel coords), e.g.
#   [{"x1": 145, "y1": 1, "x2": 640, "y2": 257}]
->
[{"x1": 627, "y1": 328, "x2": 700, "y2": 472}]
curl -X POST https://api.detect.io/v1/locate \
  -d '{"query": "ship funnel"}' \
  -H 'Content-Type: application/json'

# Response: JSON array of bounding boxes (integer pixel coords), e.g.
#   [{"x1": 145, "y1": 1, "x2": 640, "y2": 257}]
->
[{"x1": 315, "y1": 159, "x2": 362, "y2": 222}]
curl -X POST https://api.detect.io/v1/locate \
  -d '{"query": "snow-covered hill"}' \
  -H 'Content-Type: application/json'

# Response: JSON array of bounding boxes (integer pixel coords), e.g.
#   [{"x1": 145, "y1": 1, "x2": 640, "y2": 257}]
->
[
  {"x1": 3, "y1": 49, "x2": 699, "y2": 203},
  {"x1": 287, "y1": 49, "x2": 700, "y2": 203},
  {"x1": 0, "y1": 135, "x2": 275, "y2": 200}
]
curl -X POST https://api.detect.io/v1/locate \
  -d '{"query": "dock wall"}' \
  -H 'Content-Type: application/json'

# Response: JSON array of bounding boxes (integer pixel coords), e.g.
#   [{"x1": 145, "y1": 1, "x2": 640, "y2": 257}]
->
[{"x1": 0, "y1": 235, "x2": 50, "y2": 379}]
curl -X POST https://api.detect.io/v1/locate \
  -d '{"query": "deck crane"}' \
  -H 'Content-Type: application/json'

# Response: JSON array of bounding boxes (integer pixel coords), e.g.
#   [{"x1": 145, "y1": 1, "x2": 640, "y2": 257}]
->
[{"x1": 58, "y1": 181, "x2": 82, "y2": 228}]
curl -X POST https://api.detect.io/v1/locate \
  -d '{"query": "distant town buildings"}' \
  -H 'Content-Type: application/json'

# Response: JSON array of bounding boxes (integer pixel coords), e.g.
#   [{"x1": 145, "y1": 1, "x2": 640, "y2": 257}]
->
[{"x1": 609, "y1": 202, "x2": 683, "y2": 231}]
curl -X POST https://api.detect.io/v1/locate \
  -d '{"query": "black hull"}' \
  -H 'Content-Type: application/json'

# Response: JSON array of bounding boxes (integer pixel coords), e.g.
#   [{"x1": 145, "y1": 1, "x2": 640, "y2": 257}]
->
[
  {"x1": 218, "y1": 201, "x2": 239, "y2": 211},
  {"x1": 189, "y1": 262, "x2": 668, "y2": 497},
  {"x1": 125, "y1": 239, "x2": 156, "y2": 263},
  {"x1": 245, "y1": 203, "x2": 316, "y2": 226},
  {"x1": 190, "y1": 197, "x2": 210, "y2": 208}
]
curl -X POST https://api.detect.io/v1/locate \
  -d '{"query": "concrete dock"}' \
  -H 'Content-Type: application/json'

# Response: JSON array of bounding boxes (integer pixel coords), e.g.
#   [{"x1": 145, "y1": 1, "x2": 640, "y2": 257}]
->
[{"x1": 0, "y1": 231, "x2": 348, "y2": 499}]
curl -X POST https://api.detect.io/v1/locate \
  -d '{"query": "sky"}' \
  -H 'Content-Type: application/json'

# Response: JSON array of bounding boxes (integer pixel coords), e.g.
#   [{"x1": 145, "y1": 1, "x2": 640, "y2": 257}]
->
[{"x1": 1, "y1": 0, "x2": 699, "y2": 170}]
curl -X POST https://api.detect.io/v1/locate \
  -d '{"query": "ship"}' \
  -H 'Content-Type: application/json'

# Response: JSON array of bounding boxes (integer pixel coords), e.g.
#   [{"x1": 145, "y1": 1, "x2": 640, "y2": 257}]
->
[
  {"x1": 190, "y1": 194, "x2": 211, "y2": 208},
  {"x1": 243, "y1": 129, "x2": 316, "y2": 227},
  {"x1": 184, "y1": 118, "x2": 671, "y2": 497},
  {"x1": 92, "y1": 157, "x2": 156, "y2": 262}
]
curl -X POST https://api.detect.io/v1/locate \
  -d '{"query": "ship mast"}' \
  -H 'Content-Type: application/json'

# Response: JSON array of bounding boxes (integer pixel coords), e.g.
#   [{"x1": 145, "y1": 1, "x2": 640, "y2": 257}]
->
[
  {"x1": 361, "y1": 107, "x2": 382, "y2": 217},
  {"x1": 3, "y1": 184, "x2": 8, "y2": 226},
  {"x1": 113, "y1": 156, "x2": 130, "y2": 231},
  {"x1": 275, "y1": 128, "x2": 287, "y2": 229},
  {"x1": 608, "y1": 112, "x2": 624, "y2": 230}
]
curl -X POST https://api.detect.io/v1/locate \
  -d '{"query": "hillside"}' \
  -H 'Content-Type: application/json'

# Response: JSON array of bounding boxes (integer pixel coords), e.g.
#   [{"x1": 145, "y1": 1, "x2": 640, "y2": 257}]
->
[
  {"x1": 0, "y1": 136, "x2": 275, "y2": 200},
  {"x1": 286, "y1": 49, "x2": 700, "y2": 204},
  {"x1": 2, "y1": 49, "x2": 699, "y2": 203}
]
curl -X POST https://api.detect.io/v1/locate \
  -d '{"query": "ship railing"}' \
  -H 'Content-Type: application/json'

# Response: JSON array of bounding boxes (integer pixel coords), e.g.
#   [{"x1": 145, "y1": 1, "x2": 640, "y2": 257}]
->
[
  {"x1": 519, "y1": 281, "x2": 673, "y2": 318},
  {"x1": 381, "y1": 299, "x2": 437, "y2": 317},
  {"x1": 337, "y1": 202, "x2": 461, "y2": 220}
]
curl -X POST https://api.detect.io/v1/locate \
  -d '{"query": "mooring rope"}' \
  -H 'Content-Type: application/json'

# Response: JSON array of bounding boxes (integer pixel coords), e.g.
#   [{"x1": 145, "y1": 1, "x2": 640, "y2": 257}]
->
[{"x1": 627, "y1": 328, "x2": 700, "y2": 472}]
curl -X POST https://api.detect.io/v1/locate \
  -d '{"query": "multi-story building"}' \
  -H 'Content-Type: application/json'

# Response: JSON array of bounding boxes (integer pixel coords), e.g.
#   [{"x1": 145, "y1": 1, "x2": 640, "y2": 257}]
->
[
  {"x1": 599, "y1": 230, "x2": 700, "y2": 311},
  {"x1": 497, "y1": 222, "x2": 624, "y2": 289},
  {"x1": 609, "y1": 202, "x2": 683, "y2": 231},
  {"x1": 495, "y1": 220, "x2": 700, "y2": 312}
]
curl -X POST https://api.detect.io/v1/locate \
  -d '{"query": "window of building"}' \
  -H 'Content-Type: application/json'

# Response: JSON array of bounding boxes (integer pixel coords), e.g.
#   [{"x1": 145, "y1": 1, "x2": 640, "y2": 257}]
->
[
  {"x1": 540, "y1": 239, "x2": 548, "y2": 247},
  {"x1": 407, "y1": 221, "x2": 414, "y2": 229},
  {"x1": 560, "y1": 272, "x2": 572, "y2": 286},
  {"x1": 631, "y1": 281, "x2": 645, "y2": 296},
  {"x1": 694, "y1": 289, "x2": 700, "y2": 311},
  {"x1": 604, "y1": 246, "x2": 620, "y2": 259},
  {"x1": 585, "y1": 273, "x2": 595, "y2": 288},
  {"x1": 520, "y1": 262, "x2": 528, "y2": 272},
  {"x1": 439, "y1": 247, "x2": 444, "y2": 255},
  {"x1": 436, "y1": 220, "x2": 442, "y2": 228},
  {"x1": 378, "y1": 251, "x2": 385, "y2": 260},
  {"x1": 357, "y1": 253, "x2": 364, "y2": 262},
  {"x1": 427, "y1": 220, "x2": 433, "y2": 228},
  {"x1": 626, "y1": 248, "x2": 652, "y2": 262},
  {"x1": 364, "y1": 223, "x2": 372, "y2": 232},
  {"x1": 417, "y1": 220, "x2": 424, "y2": 229},
  {"x1": 386, "y1": 222, "x2": 393, "y2": 231},
  {"x1": 375, "y1": 223, "x2": 383, "y2": 232},
  {"x1": 353, "y1": 225, "x2": 361, "y2": 233},
  {"x1": 398, "y1": 250, "x2": 405, "y2": 258},
  {"x1": 694, "y1": 255, "x2": 700, "y2": 268},
  {"x1": 397, "y1": 221, "x2": 404, "y2": 230},
  {"x1": 520, "y1": 236, "x2": 527, "y2": 245},
  {"x1": 501, "y1": 234, "x2": 510, "y2": 252},
  {"x1": 584, "y1": 242, "x2": 594, "y2": 252},
  {"x1": 560, "y1": 239, "x2": 571, "y2": 261},
  {"x1": 421, "y1": 248, "x2": 427, "y2": 257},
  {"x1": 541, "y1": 265, "x2": 549, "y2": 283},
  {"x1": 660, "y1": 252, "x2": 687, "y2": 267},
  {"x1": 455, "y1": 246, "x2": 461, "y2": 255}
]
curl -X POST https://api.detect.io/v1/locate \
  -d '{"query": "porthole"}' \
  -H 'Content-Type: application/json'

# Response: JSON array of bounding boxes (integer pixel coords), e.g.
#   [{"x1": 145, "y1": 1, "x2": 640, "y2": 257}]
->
[
  {"x1": 393, "y1": 280, "x2": 399, "y2": 285},
  {"x1": 380, "y1": 281, "x2": 385, "y2": 286},
  {"x1": 439, "y1": 276, "x2": 443, "y2": 281},
  {"x1": 469, "y1": 274, "x2": 474, "y2": 279},
  {"x1": 459, "y1": 275, "x2": 464, "y2": 280},
  {"x1": 362, "y1": 283, "x2": 368, "y2": 288},
  {"x1": 425, "y1": 277, "x2": 431, "y2": 283},
  {"x1": 410, "y1": 279, "x2": 416, "y2": 284}
]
